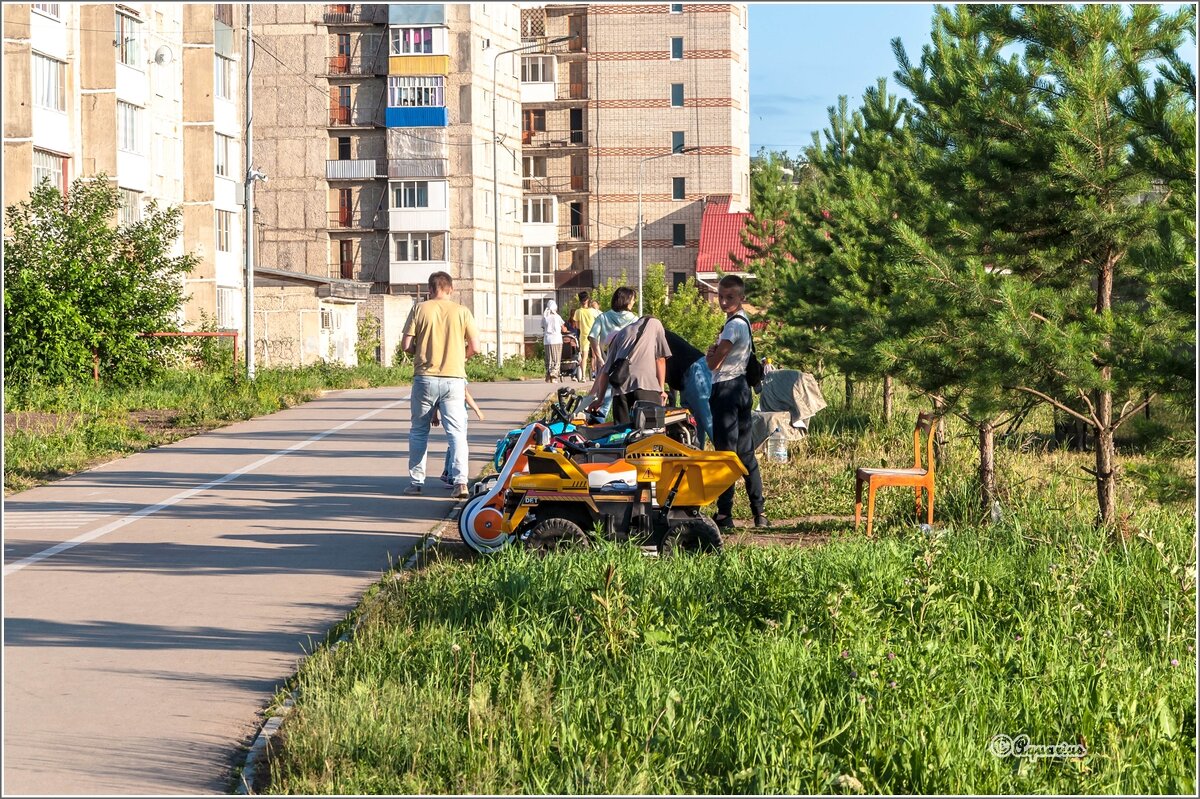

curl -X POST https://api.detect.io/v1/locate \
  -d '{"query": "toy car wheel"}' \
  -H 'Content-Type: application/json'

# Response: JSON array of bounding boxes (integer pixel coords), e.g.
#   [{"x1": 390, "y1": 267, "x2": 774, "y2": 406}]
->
[
  {"x1": 659, "y1": 516, "x2": 722, "y2": 556},
  {"x1": 523, "y1": 516, "x2": 591, "y2": 554}
]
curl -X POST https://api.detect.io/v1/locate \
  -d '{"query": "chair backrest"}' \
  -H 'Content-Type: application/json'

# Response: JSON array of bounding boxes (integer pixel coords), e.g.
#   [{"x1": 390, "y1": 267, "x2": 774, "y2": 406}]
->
[{"x1": 913, "y1": 412, "x2": 936, "y2": 472}]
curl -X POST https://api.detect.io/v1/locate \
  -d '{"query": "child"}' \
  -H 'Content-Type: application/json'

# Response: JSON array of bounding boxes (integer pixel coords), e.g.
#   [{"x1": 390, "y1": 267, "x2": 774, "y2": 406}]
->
[{"x1": 432, "y1": 385, "x2": 485, "y2": 486}]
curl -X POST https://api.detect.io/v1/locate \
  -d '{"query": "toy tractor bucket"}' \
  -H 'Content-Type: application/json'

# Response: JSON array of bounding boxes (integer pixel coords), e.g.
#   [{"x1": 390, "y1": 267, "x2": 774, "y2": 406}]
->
[{"x1": 623, "y1": 434, "x2": 747, "y2": 508}]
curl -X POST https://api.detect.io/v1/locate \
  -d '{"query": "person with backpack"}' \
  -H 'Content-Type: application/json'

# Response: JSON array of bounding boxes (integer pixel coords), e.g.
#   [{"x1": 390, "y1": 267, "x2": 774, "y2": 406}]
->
[
  {"x1": 705, "y1": 274, "x2": 767, "y2": 529},
  {"x1": 586, "y1": 312, "x2": 670, "y2": 425}
]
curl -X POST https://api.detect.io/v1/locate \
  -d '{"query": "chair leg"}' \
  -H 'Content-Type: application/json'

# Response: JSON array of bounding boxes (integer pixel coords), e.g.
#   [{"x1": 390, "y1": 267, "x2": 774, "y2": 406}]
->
[
  {"x1": 915, "y1": 486, "x2": 922, "y2": 520},
  {"x1": 927, "y1": 482, "x2": 935, "y2": 525},
  {"x1": 866, "y1": 483, "x2": 877, "y2": 538},
  {"x1": 854, "y1": 478, "x2": 863, "y2": 531}
]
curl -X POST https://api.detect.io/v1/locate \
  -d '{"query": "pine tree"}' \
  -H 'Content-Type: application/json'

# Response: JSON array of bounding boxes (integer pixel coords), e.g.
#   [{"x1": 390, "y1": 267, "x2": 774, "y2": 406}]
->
[{"x1": 893, "y1": 3, "x2": 1195, "y2": 526}]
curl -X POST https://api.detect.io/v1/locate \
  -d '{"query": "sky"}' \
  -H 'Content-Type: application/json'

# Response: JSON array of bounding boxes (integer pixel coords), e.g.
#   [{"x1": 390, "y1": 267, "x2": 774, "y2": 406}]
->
[{"x1": 748, "y1": 2, "x2": 1199, "y2": 158}]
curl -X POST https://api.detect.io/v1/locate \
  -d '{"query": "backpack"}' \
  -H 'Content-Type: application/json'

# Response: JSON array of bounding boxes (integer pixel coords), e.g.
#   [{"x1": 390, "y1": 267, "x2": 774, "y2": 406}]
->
[{"x1": 727, "y1": 315, "x2": 763, "y2": 391}]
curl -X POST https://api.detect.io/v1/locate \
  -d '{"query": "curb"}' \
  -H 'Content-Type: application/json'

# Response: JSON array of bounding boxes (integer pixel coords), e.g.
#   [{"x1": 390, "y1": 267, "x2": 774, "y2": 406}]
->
[{"x1": 233, "y1": 502, "x2": 463, "y2": 795}]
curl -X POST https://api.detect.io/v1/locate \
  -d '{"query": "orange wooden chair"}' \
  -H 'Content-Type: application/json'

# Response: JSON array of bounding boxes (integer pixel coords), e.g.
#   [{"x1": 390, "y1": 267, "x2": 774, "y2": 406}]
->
[{"x1": 855, "y1": 412, "x2": 935, "y2": 536}]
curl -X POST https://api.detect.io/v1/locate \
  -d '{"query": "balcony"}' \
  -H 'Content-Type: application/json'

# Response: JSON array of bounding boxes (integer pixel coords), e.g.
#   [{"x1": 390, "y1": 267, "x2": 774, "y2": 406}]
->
[
  {"x1": 384, "y1": 106, "x2": 448, "y2": 128},
  {"x1": 326, "y1": 158, "x2": 387, "y2": 180},
  {"x1": 522, "y1": 128, "x2": 587, "y2": 148},
  {"x1": 522, "y1": 174, "x2": 589, "y2": 194},
  {"x1": 389, "y1": 207, "x2": 449, "y2": 232},
  {"x1": 557, "y1": 83, "x2": 588, "y2": 101},
  {"x1": 326, "y1": 55, "x2": 384, "y2": 76},
  {"x1": 328, "y1": 209, "x2": 388, "y2": 230},
  {"x1": 388, "y1": 260, "x2": 448, "y2": 285},
  {"x1": 555, "y1": 268, "x2": 594, "y2": 290},
  {"x1": 560, "y1": 224, "x2": 589, "y2": 242},
  {"x1": 329, "y1": 102, "x2": 384, "y2": 128},
  {"x1": 323, "y1": 4, "x2": 386, "y2": 25},
  {"x1": 330, "y1": 261, "x2": 356, "y2": 280}
]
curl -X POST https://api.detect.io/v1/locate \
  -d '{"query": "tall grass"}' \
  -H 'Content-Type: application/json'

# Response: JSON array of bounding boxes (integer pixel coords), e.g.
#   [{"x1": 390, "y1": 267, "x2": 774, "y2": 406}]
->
[
  {"x1": 260, "y1": 375, "x2": 1195, "y2": 795},
  {"x1": 266, "y1": 517, "x2": 1194, "y2": 794}
]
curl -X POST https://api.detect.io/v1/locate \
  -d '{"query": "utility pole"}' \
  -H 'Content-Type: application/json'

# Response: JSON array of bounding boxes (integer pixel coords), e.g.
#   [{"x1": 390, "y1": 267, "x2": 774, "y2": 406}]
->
[{"x1": 243, "y1": 3, "x2": 255, "y2": 379}]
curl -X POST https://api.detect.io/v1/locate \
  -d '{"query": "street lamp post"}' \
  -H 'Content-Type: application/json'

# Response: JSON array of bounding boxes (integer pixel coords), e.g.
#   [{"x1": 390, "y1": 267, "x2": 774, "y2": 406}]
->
[
  {"x1": 636, "y1": 146, "x2": 697, "y2": 316},
  {"x1": 491, "y1": 35, "x2": 570, "y2": 368}
]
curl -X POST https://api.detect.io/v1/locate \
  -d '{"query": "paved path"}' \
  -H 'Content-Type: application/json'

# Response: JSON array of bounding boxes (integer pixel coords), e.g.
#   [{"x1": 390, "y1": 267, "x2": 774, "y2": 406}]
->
[{"x1": 2, "y1": 380, "x2": 554, "y2": 795}]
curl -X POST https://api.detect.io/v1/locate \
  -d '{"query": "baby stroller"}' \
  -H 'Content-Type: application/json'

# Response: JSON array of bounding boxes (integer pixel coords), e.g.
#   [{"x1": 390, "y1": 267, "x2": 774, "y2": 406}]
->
[{"x1": 559, "y1": 333, "x2": 582, "y2": 382}]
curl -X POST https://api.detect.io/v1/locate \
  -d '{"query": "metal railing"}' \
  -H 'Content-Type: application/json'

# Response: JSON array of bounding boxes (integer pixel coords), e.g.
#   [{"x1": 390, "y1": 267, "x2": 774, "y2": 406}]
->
[
  {"x1": 325, "y1": 158, "x2": 387, "y2": 179},
  {"x1": 522, "y1": 128, "x2": 587, "y2": 148},
  {"x1": 562, "y1": 224, "x2": 588, "y2": 241},
  {"x1": 328, "y1": 102, "x2": 384, "y2": 127},
  {"x1": 326, "y1": 55, "x2": 384, "y2": 76},
  {"x1": 522, "y1": 174, "x2": 588, "y2": 193},
  {"x1": 323, "y1": 4, "x2": 386, "y2": 25},
  {"x1": 327, "y1": 209, "x2": 387, "y2": 230},
  {"x1": 558, "y1": 82, "x2": 588, "y2": 101},
  {"x1": 330, "y1": 261, "x2": 356, "y2": 280}
]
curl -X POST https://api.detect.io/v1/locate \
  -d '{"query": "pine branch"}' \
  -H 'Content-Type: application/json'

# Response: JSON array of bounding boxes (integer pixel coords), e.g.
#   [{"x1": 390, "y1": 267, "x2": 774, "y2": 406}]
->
[
  {"x1": 1008, "y1": 385, "x2": 1096, "y2": 427},
  {"x1": 1113, "y1": 393, "x2": 1157, "y2": 430}
]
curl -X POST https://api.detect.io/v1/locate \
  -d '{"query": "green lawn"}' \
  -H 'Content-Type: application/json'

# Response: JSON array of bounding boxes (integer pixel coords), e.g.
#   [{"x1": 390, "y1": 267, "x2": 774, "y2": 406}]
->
[{"x1": 257, "y1": 379, "x2": 1196, "y2": 795}]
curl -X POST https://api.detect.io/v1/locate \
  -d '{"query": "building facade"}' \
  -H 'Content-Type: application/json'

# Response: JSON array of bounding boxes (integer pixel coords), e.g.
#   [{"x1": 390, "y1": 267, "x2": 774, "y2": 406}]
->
[
  {"x1": 518, "y1": 2, "x2": 750, "y2": 341},
  {"x1": 2, "y1": 2, "x2": 247, "y2": 335},
  {"x1": 251, "y1": 2, "x2": 529, "y2": 363}
]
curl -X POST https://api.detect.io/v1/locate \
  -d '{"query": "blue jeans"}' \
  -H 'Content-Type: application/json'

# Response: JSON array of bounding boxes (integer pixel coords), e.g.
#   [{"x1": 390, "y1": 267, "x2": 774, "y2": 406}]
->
[
  {"x1": 409, "y1": 375, "x2": 468, "y2": 486},
  {"x1": 682, "y1": 359, "x2": 714, "y2": 449}
]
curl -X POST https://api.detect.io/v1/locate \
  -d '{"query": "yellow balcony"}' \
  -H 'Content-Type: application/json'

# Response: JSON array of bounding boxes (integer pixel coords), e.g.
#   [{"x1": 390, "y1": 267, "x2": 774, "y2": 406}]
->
[{"x1": 389, "y1": 55, "x2": 450, "y2": 75}]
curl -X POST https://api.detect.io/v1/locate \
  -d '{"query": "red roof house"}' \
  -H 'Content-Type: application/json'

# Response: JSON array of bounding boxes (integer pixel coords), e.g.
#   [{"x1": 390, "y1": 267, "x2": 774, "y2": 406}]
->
[{"x1": 696, "y1": 195, "x2": 754, "y2": 279}]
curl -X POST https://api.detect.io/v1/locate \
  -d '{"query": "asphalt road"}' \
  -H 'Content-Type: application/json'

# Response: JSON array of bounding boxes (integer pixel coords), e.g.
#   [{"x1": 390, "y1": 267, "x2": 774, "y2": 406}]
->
[{"x1": 2, "y1": 380, "x2": 555, "y2": 795}]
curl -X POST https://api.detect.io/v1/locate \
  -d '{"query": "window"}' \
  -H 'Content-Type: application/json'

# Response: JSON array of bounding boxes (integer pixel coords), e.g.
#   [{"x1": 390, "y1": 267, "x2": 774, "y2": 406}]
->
[
  {"x1": 391, "y1": 26, "x2": 434, "y2": 55},
  {"x1": 522, "y1": 109, "x2": 545, "y2": 141},
  {"x1": 32, "y1": 149, "x2": 66, "y2": 190},
  {"x1": 337, "y1": 136, "x2": 351, "y2": 160},
  {"x1": 336, "y1": 33, "x2": 350, "y2": 57},
  {"x1": 215, "y1": 133, "x2": 233, "y2": 177},
  {"x1": 522, "y1": 155, "x2": 547, "y2": 178},
  {"x1": 672, "y1": 177, "x2": 685, "y2": 200},
  {"x1": 32, "y1": 3, "x2": 60, "y2": 18},
  {"x1": 120, "y1": 188, "x2": 142, "y2": 224},
  {"x1": 394, "y1": 232, "x2": 445, "y2": 261},
  {"x1": 523, "y1": 197, "x2": 553, "y2": 223},
  {"x1": 670, "y1": 83, "x2": 684, "y2": 107},
  {"x1": 387, "y1": 76, "x2": 444, "y2": 107},
  {"x1": 670, "y1": 3, "x2": 684, "y2": 12},
  {"x1": 670, "y1": 37, "x2": 683, "y2": 60},
  {"x1": 216, "y1": 209, "x2": 233, "y2": 252},
  {"x1": 671, "y1": 130, "x2": 685, "y2": 153},
  {"x1": 216, "y1": 286, "x2": 239, "y2": 329},
  {"x1": 523, "y1": 297, "x2": 551, "y2": 316},
  {"x1": 214, "y1": 55, "x2": 233, "y2": 99},
  {"x1": 392, "y1": 181, "x2": 429, "y2": 208},
  {"x1": 522, "y1": 246, "x2": 554, "y2": 286},
  {"x1": 117, "y1": 101, "x2": 142, "y2": 153},
  {"x1": 214, "y1": 4, "x2": 234, "y2": 26},
  {"x1": 673, "y1": 271, "x2": 688, "y2": 290},
  {"x1": 521, "y1": 55, "x2": 554, "y2": 83},
  {"x1": 116, "y1": 11, "x2": 140, "y2": 66},
  {"x1": 672, "y1": 223, "x2": 686, "y2": 247},
  {"x1": 32, "y1": 53, "x2": 66, "y2": 111}
]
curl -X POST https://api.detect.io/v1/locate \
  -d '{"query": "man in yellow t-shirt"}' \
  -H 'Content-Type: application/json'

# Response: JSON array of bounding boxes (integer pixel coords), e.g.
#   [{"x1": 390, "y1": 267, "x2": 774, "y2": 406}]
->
[
  {"x1": 401, "y1": 271, "x2": 480, "y2": 498},
  {"x1": 571, "y1": 291, "x2": 601, "y2": 381}
]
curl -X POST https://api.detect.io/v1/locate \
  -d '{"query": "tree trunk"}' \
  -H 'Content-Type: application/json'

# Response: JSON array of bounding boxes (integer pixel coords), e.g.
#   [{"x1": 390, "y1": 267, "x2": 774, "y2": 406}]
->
[
  {"x1": 979, "y1": 419, "x2": 996, "y2": 514},
  {"x1": 1094, "y1": 251, "x2": 1117, "y2": 525},
  {"x1": 882, "y1": 374, "x2": 893, "y2": 423},
  {"x1": 844, "y1": 375, "x2": 854, "y2": 410},
  {"x1": 932, "y1": 396, "x2": 946, "y2": 466}
]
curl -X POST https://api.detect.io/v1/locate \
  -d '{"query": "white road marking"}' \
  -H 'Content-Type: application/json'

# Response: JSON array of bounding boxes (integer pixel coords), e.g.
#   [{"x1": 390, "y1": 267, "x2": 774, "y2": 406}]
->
[{"x1": 3, "y1": 398, "x2": 408, "y2": 576}]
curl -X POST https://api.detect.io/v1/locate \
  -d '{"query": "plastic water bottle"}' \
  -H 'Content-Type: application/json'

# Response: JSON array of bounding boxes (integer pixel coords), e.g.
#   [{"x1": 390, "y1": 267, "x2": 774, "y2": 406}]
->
[
  {"x1": 990, "y1": 500, "x2": 1002, "y2": 525},
  {"x1": 767, "y1": 427, "x2": 788, "y2": 463}
]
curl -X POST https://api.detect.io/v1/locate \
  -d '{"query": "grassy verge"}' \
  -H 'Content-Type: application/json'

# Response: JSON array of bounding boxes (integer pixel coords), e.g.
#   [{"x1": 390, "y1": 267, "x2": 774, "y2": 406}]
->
[
  {"x1": 3, "y1": 355, "x2": 543, "y2": 494},
  {"x1": 258, "y1": 376, "x2": 1195, "y2": 794}
]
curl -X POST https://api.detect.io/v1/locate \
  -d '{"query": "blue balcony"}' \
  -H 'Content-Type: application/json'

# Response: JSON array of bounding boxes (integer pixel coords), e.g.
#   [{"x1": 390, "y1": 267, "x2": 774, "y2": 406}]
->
[
  {"x1": 386, "y1": 106, "x2": 447, "y2": 128},
  {"x1": 389, "y1": 4, "x2": 443, "y2": 25}
]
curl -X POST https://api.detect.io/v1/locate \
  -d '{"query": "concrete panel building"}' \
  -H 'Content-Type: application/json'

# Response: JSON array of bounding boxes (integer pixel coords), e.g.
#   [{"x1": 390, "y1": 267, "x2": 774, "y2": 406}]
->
[
  {"x1": 518, "y1": 2, "x2": 750, "y2": 342},
  {"x1": 2, "y1": 2, "x2": 246, "y2": 337},
  {"x1": 251, "y1": 3, "x2": 530, "y2": 363}
]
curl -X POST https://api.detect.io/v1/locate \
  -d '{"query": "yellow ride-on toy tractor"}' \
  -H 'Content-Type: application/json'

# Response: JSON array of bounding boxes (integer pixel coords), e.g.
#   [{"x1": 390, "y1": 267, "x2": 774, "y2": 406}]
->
[{"x1": 460, "y1": 409, "x2": 747, "y2": 555}]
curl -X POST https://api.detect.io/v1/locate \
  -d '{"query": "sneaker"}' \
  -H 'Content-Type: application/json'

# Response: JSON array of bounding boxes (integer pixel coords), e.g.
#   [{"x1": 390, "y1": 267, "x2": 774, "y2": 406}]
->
[
  {"x1": 403, "y1": 483, "x2": 423, "y2": 496},
  {"x1": 712, "y1": 513, "x2": 735, "y2": 531},
  {"x1": 452, "y1": 483, "x2": 469, "y2": 499},
  {"x1": 754, "y1": 514, "x2": 770, "y2": 529}
]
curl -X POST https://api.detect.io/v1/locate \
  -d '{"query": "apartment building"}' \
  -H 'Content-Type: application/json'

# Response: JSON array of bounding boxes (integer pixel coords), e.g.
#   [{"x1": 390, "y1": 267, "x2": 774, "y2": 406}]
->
[
  {"x1": 2, "y1": 3, "x2": 247, "y2": 337},
  {"x1": 518, "y1": 2, "x2": 750, "y2": 342},
  {"x1": 251, "y1": 3, "x2": 529, "y2": 363}
]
